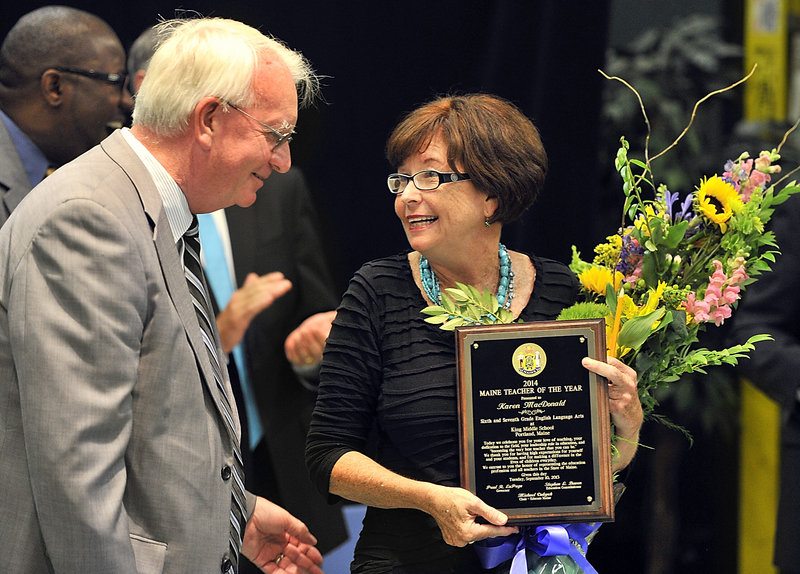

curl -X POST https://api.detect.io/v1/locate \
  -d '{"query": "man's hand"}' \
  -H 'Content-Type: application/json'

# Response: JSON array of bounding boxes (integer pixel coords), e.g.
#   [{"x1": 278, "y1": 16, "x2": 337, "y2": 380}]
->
[
  {"x1": 284, "y1": 311, "x2": 336, "y2": 366},
  {"x1": 242, "y1": 497, "x2": 324, "y2": 574},
  {"x1": 216, "y1": 272, "x2": 292, "y2": 353}
]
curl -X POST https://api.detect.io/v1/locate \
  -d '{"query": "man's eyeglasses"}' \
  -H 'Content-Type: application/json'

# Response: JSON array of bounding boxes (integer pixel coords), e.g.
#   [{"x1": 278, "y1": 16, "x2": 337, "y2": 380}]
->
[
  {"x1": 223, "y1": 101, "x2": 294, "y2": 151},
  {"x1": 387, "y1": 169, "x2": 471, "y2": 194},
  {"x1": 52, "y1": 67, "x2": 128, "y2": 92}
]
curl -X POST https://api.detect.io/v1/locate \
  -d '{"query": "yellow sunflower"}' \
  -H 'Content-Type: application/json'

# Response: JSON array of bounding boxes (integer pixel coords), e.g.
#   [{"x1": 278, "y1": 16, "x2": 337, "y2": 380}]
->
[
  {"x1": 696, "y1": 175, "x2": 742, "y2": 233},
  {"x1": 577, "y1": 265, "x2": 623, "y2": 296}
]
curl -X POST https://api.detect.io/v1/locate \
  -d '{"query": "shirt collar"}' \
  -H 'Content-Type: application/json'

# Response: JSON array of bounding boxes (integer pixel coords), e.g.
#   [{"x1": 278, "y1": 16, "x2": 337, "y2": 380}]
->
[
  {"x1": 120, "y1": 127, "x2": 192, "y2": 243},
  {"x1": 0, "y1": 109, "x2": 51, "y2": 187}
]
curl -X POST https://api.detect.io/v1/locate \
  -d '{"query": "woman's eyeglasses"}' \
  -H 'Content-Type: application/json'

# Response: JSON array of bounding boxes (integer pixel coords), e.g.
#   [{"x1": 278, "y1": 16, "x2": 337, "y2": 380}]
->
[{"x1": 387, "y1": 169, "x2": 470, "y2": 194}]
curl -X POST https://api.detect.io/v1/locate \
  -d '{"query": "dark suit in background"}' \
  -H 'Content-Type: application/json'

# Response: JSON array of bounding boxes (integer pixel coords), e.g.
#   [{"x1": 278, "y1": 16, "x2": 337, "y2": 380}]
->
[
  {"x1": 730, "y1": 194, "x2": 800, "y2": 573},
  {"x1": 225, "y1": 168, "x2": 347, "y2": 557}
]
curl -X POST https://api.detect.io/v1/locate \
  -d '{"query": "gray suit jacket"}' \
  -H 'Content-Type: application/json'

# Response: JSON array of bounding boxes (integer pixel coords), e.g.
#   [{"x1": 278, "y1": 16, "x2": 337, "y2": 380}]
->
[
  {"x1": 0, "y1": 130, "x2": 253, "y2": 573},
  {"x1": 0, "y1": 117, "x2": 33, "y2": 227}
]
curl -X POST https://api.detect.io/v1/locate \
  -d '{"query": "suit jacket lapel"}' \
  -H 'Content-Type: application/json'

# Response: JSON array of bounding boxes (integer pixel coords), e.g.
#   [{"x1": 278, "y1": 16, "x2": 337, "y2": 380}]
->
[{"x1": 99, "y1": 131, "x2": 242, "y2": 439}]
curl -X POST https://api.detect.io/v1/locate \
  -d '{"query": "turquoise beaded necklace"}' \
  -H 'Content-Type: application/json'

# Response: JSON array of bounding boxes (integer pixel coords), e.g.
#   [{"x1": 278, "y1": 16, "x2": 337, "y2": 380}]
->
[{"x1": 419, "y1": 243, "x2": 514, "y2": 309}]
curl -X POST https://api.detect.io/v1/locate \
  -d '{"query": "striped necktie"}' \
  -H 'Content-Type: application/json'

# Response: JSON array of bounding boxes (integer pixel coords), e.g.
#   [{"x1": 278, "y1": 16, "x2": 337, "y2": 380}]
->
[{"x1": 182, "y1": 217, "x2": 247, "y2": 571}]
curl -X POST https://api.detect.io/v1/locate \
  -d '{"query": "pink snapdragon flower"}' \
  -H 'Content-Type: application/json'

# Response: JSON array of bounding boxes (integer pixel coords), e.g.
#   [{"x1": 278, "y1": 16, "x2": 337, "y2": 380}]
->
[
  {"x1": 685, "y1": 258, "x2": 748, "y2": 326},
  {"x1": 724, "y1": 151, "x2": 782, "y2": 202},
  {"x1": 755, "y1": 150, "x2": 781, "y2": 174}
]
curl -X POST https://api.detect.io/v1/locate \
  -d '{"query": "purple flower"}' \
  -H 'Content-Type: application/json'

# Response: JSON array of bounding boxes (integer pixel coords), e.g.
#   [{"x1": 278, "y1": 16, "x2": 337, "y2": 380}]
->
[
  {"x1": 616, "y1": 233, "x2": 644, "y2": 276},
  {"x1": 662, "y1": 189, "x2": 679, "y2": 220},
  {"x1": 661, "y1": 189, "x2": 694, "y2": 222},
  {"x1": 676, "y1": 193, "x2": 694, "y2": 221}
]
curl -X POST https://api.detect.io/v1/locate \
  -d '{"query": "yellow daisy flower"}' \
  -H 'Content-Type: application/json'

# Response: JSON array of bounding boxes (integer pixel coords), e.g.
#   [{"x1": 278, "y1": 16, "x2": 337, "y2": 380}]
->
[{"x1": 697, "y1": 175, "x2": 742, "y2": 233}]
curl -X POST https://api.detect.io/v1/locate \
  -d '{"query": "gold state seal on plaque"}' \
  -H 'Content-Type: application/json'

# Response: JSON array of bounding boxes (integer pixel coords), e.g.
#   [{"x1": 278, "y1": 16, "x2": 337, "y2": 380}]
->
[{"x1": 512, "y1": 342, "x2": 546, "y2": 377}]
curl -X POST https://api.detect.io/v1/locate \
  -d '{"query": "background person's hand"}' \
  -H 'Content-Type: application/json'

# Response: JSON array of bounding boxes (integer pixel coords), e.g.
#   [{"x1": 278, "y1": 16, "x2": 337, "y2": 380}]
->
[
  {"x1": 284, "y1": 310, "x2": 336, "y2": 366},
  {"x1": 216, "y1": 272, "x2": 292, "y2": 353}
]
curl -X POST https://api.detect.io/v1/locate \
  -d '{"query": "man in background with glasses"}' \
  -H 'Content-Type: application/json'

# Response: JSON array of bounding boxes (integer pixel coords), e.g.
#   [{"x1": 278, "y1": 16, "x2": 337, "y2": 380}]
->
[{"x1": 0, "y1": 5, "x2": 133, "y2": 227}]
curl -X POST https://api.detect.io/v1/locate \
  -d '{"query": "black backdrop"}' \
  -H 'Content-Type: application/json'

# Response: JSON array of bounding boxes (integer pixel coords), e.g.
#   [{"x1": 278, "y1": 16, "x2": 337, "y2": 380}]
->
[
  {"x1": 2, "y1": 3, "x2": 751, "y2": 571},
  {"x1": 1, "y1": 0, "x2": 613, "y2": 293}
]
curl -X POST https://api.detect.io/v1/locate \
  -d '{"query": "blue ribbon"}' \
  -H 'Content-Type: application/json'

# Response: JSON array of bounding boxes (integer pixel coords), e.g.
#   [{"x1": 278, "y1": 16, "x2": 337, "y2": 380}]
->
[{"x1": 474, "y1": 523, "x2": 600, "y2": 574}]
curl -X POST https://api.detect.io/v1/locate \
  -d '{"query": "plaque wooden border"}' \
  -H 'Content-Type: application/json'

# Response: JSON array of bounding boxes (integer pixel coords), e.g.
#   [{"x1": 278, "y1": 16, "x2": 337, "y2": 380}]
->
[{"x1": 455, "y1": 318, "x2": 613, "y2": 525}]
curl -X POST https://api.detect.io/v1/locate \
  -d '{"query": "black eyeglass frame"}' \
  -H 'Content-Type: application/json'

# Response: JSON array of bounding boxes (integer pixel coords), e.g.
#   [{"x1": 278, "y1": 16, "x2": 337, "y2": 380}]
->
[
  {"x1": 387, "y1": 169, "x2": 471, "y2": 194},
  {"x1": 51, "y1": 66, "x2": 128, "y2": 91},
  {"x1": 222, "y1": 100, "x2": 295, "y2": 150}
]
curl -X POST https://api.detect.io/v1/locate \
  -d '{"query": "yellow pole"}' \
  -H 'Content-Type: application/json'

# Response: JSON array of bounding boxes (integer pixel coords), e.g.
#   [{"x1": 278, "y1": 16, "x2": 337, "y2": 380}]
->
[
  {"x1": 738, "y1": 379, "x2": 780, "y2": 574},
  {"x1": 739, "y1": 1, "x2": 788, "y2": 571},
  {"x1": 744, "y1": 0, "x2": 788, "y2": 121}
]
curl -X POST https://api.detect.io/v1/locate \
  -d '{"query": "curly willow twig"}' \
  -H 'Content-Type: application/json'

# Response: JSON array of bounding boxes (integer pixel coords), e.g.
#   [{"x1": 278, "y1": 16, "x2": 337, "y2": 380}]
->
[
  {"x1": 598, "y1": 64, "x2": 758, "y2": 174},
  {"x1": 777, "y1": 116, "x2": 800, "y2": 153}
]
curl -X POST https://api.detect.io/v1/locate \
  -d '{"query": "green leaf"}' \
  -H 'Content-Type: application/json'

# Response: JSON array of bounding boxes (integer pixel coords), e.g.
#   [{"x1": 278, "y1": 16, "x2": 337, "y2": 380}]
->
[
  {"x1": 441, "y1": 294, "x2": 457, "y2": 314},
  {"x1": 769, "y1": 184, "x2": 800, "y2": 205},
  {"x1": 442, "y1": 317, "x2": 466, "y2": 330},
  {"x1": 465, "y1": 283, "x2": 482, "y2": 302},
  {"x1": 617, "y1": 308, "x2": 666, "y2": 352},
  {"x1": 489, "y1": 292, "x2": 500, "y2": 314},
  {"x1": 496, "y1": 308, "x2": 514, "y2": 323},
  {"x1": 623, "y1": 195, "x2": 635, "y2": 216},
  {"x1": 743, "y1": 333, "x2": 773, "y2": 345},
  {"x1": 466, "y1": 305, "x2": 482, "y2": 322},
  {"x1": 479, "y1": 287, "x2": 494, "y2": 310},
  {"x1": 424, "y1": 314, "x2": 451, "y2": 325},
  {"x1": 605, "y1": 283, "x2": 618, "y2": 315},
  {"x1": 568, "y1": 246, "x2": 593, "y2": 275},
  {"x1": 447, "y1": 288, "x2": 470, "y2": 303},
  {"x1": 421, "y1": 305, "x2": 446, "y2": 316},
  {"x1": 641, "y1": 252, "x2": 659, "y2": 286},
  {"x1": 664, "y1": 220, "x2": 688, "y2": 248}
]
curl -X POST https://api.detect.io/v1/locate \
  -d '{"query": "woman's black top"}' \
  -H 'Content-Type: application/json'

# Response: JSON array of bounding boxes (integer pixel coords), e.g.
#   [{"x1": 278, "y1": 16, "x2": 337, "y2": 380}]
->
[{"x1": 306, "y1": 252, "x2": 580, "y2": 573}]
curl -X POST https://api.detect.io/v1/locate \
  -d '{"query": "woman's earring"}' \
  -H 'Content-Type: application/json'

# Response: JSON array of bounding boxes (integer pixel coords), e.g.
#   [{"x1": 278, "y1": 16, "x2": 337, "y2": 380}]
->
[{"x1": 484, "y1": 218, "x2": 490, "y2": 228}]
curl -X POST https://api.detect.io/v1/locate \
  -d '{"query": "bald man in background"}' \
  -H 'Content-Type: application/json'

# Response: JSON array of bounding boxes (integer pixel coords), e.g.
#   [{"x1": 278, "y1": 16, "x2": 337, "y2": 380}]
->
[{"x1": 0, "y1": 5, "x2": 133, "y2": 226}]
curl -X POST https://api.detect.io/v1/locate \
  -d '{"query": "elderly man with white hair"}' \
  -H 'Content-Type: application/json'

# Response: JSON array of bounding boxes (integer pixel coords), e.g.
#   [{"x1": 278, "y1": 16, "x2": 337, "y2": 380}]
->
[{"x1": 0, "y1": 16, "x2": 324, "y2": 574}]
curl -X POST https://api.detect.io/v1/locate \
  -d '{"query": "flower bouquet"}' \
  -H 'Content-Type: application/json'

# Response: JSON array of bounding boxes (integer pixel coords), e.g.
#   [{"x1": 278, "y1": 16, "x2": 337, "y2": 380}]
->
[{"x1": 555, "y1": 137, "x2": 798, "y2": 421}]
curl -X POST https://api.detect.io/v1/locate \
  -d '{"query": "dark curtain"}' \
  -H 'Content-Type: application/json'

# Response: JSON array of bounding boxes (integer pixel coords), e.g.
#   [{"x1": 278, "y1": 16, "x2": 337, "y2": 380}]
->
[
  {"x1": 2, "y1": 3, "x2": 754, "y2": 572},
  {"x1": 479, "y1": 1, "x2": 613, "y2": 265},
  {"x1": 1, "y1": 0, "x2": 612, "y2": 291}
]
